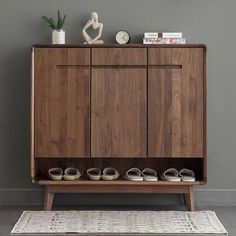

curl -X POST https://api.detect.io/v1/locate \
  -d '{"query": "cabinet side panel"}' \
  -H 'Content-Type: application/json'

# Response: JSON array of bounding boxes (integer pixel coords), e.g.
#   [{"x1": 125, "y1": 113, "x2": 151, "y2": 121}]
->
[
  {"x1": 203, "y1": 49, "x2": 207, "y2": 182},
  {"x1": 31, "y1": 48, "x2": 35, "y2": 180}
]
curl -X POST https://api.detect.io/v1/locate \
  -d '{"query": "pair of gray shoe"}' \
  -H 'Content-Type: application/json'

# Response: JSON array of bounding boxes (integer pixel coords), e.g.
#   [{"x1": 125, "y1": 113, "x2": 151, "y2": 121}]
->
[
  {"x1": 124, "y1": 168, "x2": 158, "y2": 181},
  {"x1": 162, "y1": 168, "x2": 195, "y2": 182},
  {"x1": 87, "y1": 167, "x2": 119, "y2": 181},
  {"x1": 48, "y1": 167, "x2": 81, "y2": 181}
]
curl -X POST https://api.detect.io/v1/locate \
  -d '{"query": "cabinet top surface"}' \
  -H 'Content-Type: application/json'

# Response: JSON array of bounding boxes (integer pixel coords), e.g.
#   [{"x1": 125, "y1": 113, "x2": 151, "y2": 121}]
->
[{"x1": 32, "y1": 43, "x2": 207, "y2": 50}]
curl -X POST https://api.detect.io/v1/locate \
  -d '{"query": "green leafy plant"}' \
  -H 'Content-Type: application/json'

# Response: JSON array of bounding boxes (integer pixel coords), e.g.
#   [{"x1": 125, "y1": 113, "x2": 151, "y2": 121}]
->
[{"x1": 41, "y1": 10, "x2": 66, "y2": 31}]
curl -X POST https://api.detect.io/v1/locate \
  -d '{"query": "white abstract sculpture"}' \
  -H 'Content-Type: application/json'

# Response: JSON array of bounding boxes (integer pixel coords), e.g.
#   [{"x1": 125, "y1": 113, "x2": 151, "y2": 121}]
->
[{"x1": 82, "y1": 12, "x2": 104, "y2": 44}]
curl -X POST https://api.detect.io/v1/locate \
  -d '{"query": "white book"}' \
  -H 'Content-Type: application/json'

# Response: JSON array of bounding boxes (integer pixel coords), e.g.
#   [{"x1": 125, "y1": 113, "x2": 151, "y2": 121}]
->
[
  {"x1": 143, "y1": 38, "x2": 186, "y2": 44},
  {"x1": 144, "y1": 32, "x2": 159, "y2": 38},
  {"x1": 162, "y1": 32, "x2": 183, "y2": 38},
  {"x1": 144, "y1": 32, "x2": 183, "y2": 38}
]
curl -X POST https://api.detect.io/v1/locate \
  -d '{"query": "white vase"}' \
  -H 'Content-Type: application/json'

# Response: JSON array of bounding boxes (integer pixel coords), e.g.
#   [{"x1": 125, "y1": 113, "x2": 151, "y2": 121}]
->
[{"x1": 52, "y1": 30, "x2": 65, "y2": 44}]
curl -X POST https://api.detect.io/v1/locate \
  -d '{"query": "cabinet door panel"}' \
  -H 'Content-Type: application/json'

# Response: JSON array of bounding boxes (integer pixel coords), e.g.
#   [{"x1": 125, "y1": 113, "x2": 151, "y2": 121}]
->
[
  {"x1": 35, "y1": 49, "x2": 90, "y2": 157},
  {"x1": 148, "y1": 48, "x2": 204, "y2": 157},
  {"x1": 91, "y1": 68, "x2": 147, "y2": 157}
]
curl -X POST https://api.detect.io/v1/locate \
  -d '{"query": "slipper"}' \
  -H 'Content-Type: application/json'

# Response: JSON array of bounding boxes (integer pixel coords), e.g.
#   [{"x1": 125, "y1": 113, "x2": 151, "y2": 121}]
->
[
  {"x1": 63, "y1": 167, "x2": 81, "y2": 181},
  {"x1": 142, "y1": 168, "x2": 158, "y2": 181},
  {"x1": 161, "y1": 168, "x2": 181, "y2": 182},
  {"x1": 48, "y1": 167, "x2": 63, "y2": 181},
  {"x1": 179, "y1": 168, "x2": 195, "y2": 182},
  {"x1": 124, "y1": 168, "x2": 143, "y2": 181},
  {"x1": 102, "y1": 167, "x2": 119, "y2": 180},
  {"x1": 87, "y1": 168, "x2": 101, "y2": 181}
]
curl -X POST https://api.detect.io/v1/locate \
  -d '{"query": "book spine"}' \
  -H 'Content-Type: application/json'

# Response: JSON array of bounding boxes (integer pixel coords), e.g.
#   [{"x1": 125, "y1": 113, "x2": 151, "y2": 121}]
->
[
  {"x1": 143, "y1": 38, "x2": 186, "y2": 44},
  {"x1": 144, "y1": 32, "x2": 159, "y2": 38},
  {"x1": 144, "y1": 32, "x2": 183, "y2": 38}
]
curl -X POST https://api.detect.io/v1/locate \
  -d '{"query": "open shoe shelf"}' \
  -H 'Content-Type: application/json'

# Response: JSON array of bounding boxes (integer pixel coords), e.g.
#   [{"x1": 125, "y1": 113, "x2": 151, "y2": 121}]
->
[{"x1": 35, "y1": 157, "x2": 205, "y2": 184}]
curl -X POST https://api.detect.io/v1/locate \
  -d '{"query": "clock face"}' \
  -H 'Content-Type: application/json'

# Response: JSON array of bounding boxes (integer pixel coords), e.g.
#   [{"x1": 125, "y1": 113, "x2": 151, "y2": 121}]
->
[{"x1": 116, "y1": 30, "x2": 130, "y2": 44}]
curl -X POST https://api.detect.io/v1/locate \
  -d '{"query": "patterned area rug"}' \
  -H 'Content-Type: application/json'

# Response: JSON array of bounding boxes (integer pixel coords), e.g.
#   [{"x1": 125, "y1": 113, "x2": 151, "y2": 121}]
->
[{"x1": 11, "y1": 211, "x2": 227, "y2": 235}]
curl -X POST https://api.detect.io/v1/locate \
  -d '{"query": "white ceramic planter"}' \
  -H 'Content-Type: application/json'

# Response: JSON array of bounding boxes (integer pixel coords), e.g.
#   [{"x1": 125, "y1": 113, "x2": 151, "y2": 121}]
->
[{"x1": 52, "y1": 30, "x2": 65, "y2": 44}]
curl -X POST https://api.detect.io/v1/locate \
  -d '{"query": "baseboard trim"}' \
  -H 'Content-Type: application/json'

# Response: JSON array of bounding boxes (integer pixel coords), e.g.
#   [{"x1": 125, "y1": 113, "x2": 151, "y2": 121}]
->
[
  {"x1": 0, "y1": 188, "x2": 235, "y2": 206},
  {"x1": 195, "y1": 188, "x2": 236, "y2": 206}
]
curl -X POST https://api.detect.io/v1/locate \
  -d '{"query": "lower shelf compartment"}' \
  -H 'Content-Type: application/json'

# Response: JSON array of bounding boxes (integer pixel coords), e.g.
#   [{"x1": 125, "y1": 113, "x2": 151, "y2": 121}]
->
[{"x1": 35, "y1": 157, "x2": 206, "y2": 183}]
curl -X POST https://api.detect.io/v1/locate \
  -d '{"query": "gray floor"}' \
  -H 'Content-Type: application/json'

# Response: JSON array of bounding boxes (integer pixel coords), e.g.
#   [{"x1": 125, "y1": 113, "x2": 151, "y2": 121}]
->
[{"x1": 0, "y1": 205, "x2": 235, "y2": 236}]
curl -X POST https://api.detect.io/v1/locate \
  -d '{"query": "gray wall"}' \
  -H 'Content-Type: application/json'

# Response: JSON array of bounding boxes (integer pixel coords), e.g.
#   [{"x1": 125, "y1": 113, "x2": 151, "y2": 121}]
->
[{"x1": 0, "y1": 0, "x2": 236, "y2": 206}]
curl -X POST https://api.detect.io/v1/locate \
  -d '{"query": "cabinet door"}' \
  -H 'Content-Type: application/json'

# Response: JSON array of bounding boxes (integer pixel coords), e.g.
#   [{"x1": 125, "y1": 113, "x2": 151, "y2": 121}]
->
[
  {"x1": 148, "y1": 48, "x2": 204, "y2": 157},
  {"x1": 34, "y1": 48, "x2": 90, "y2": 157},
  {"x1": 91, "y1": 68, "x2": 147, "y2": 157}
]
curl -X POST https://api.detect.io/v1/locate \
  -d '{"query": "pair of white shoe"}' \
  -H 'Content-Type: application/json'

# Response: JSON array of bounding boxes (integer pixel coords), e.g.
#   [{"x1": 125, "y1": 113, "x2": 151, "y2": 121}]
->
[
  {"x1": 87, "y1": 167, "x2": 119, "y2": 181},
  {"x1": 161, "y1": 168, "x2": 195, "y2": 182},
  {"x1": 124, "y1": 168, "x2": 158, "y2": 181},
  {"x1": 48, "y1": 167, "x2": 81, "y2": 181}
]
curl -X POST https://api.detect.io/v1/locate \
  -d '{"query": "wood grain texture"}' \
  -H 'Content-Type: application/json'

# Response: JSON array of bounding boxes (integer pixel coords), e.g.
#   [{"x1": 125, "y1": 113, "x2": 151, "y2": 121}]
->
[
  {"x1": 44, "y1": 186, "x2": 54, "y2": 211},
  {"x1": 184, "y1": 186, "x2": 195, "y2": 211},
  {"x1": 42, "y1": 182, "x2": 194, "y2": 210},
  {"x1": 35, "y1": 48, "x2": 90, "y2": 65},
  {"x1": 148, "y1": 48, "x2": 204, "y2": 157},
  {"x1": 39, "y1": 180, "x2": 201, "y2": 186},
  {"x1": 149, "y1": 48, "x2": 173, "y2": 65},
  {"x1": 92, "y1": 48, "x2": 147, "y2": 65},
  {"x1": 91, "y1": 68, "x2": 147, "y2": 157},
  {"x1": 34, "y1": 48, "x2": 90, "y2": 157},
  {"x1": 33, "y1": 44, "x2": 207, "y2": 49}
]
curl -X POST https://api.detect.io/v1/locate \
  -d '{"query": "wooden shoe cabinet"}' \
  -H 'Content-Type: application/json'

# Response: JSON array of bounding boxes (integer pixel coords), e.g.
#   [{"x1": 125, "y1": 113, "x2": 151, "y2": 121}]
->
[{"x1": 31, "y1": 44, "x2": 207, "y2": 211}]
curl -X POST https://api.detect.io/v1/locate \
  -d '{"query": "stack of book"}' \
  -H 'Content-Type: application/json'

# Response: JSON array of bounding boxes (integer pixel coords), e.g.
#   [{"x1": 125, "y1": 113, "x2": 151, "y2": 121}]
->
[{"x1": 143, "y1": 32, "x2": 186, "y2": 44}]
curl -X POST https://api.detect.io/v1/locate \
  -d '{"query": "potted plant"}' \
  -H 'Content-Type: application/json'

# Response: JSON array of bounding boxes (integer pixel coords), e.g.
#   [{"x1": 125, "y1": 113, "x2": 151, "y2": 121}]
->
[{"x1": 42, "y1": 10, "x2": 66, "y2": 44}]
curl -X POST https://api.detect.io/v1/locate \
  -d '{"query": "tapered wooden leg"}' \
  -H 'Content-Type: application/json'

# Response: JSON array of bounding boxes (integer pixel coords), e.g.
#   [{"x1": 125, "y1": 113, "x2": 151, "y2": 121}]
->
[
  {"x1": 184, "y1": 186, "x2": 195, "y2": 211},
  {"x1": 44, "y1": 186, "x2": 54, "y2": 211}
]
